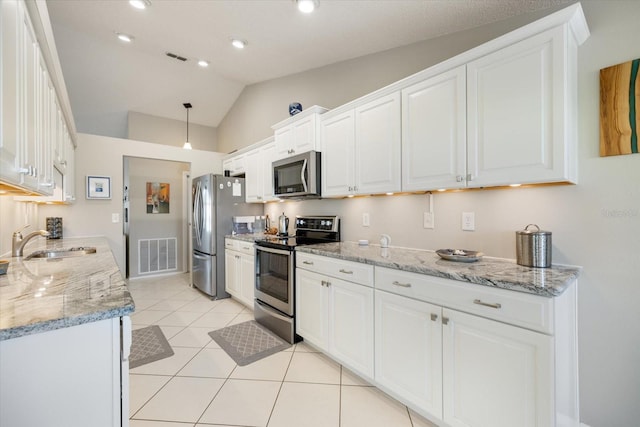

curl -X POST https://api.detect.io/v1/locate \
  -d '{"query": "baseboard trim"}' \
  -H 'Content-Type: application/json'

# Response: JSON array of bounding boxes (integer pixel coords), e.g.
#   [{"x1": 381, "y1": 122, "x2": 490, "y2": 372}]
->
[{"x1": 581, "y1": 423, "x2": 591, "y2": 427}]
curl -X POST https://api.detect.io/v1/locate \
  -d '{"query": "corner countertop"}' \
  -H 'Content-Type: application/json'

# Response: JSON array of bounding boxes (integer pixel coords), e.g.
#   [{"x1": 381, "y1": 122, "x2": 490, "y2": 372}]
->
[
  {"x1": 0, "y1": 237, "x2": 135, "y2": 341},
  {"x1": 296, "y1": 242, "x2": 581, "y2": 298}
]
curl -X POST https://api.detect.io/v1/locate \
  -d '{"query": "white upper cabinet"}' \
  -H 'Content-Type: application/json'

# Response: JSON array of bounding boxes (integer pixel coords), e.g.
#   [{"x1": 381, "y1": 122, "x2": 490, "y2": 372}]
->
[
  {"x1": 242, "y1": 137, "x2": 276, "y2": 203},
  {"x1": 272, "y1": 106, "x2": 328, "y2": 160},
  {"x1": 402, "y1": 66, "x2": 467, "y2": 191},
  {"x1": 1, "y1": 0, "x2": 76, "y2": 197},
  {"x1": 321, "y1": 110, "x2": 355, "y2": 197},
  {"x1": 355, "y1": 93, "x2": 402, "y2": 195},
  {"x1": 1, "y1": 0, "x2": 22, "y2": 185},
  {"x1": 467, "y1": 26, "x2": 574, "y2": 187},
  {"x1": 321, "y1": 93, "x2": 401, "y2": 197}
]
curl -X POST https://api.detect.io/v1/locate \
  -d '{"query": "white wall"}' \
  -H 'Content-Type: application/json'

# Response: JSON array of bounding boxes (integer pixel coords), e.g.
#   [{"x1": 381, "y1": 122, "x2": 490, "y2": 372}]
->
[
  {"x1": 38, "y1": 133, "x2": 227, "y2": 273},
  {"x1": 127, "y1": 111, "x2": 218, "y2": 152},
  {"x1": 235, "y1": 2, "x2": 640, "y2": 426}
]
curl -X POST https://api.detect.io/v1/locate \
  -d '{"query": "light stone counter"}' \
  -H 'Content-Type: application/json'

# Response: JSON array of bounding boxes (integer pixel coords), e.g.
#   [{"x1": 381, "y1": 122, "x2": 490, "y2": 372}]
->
[
  {"x1": 296, "y1": 242, "x2": 581, "y2": 297},
  {"x1": 0, "y1": 237, "x2": 134, "y2": 340},
  {"x1": 225, "y1": 233, "x2": 267, "y2": 243}
]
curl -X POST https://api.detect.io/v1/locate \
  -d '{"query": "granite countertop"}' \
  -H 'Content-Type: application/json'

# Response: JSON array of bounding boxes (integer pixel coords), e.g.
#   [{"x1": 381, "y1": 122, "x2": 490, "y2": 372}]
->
[
  {"x1": 296, "y1": 242, "x2": 581, "y2": 298},
  {"x1": 226, "y1": 233, "x2": 267, "y2": 243},
  {"x1": 0, "y1": 237, "x2": 135, "y2": 341}
]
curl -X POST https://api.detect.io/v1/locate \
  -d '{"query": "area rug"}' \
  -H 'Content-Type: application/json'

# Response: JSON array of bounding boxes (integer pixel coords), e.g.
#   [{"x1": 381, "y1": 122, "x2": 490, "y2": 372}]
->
[
  {"x1": 130, "y1": 325, "x2": 174, "y2": 369},
  {"x1": 209, "y1": 320, "x2": 290, "y2": 366}
]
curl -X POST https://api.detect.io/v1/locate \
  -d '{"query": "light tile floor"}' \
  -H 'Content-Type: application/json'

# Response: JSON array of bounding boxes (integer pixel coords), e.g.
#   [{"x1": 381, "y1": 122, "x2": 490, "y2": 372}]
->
[{"x1": 127, "y1": 273, "x2": 438, "y2": 427}]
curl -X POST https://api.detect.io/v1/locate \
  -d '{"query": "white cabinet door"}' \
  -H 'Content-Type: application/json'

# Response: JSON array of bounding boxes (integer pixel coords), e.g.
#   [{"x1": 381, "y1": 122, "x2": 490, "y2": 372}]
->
[
  {"x1": 19, "y1": 6, "x2": 39, "y2": 190},
  {"x1": 467, "y1": 27, "x2": 568, "y2": 187},
  {"x1": 291, "y1": 115, "x2": 317, "y2": 155},
  {"x1": 0, "y1": 0, "x2": 22, "y2": 185},
  {"x1": 355, "y1": 92, "x2": 401, "y2": 194},
  {"x1": 442, "y1": 308, "x2": 553, "y2": 427},
  {"x1": 402, "y1": 66, "x2": 467, "y2": 191},
  {"x1": 328, "y1": 278, "x2": 374, "y2": 379},
  {"x1": 321, "y1": 110, "x2": 355, "y2": 197},
  {"x1": 260, "y1": 142, "x2": 277, "y2": 201},
  {"x1": 36, "y1": 52, "x2": 53, "y2": 194},
  {"x1": 295, "y1": 268, "x2": 328, "y2": 350},
  {"x1": 274, "y1": 126, "x2": 293, "y2": 159},
  {"x1": 239, "y1": 252, "x2": 255, "y2": 307},
  {"x1": 244, "y1": 148, "x2": 261, "y2": 202},
  {"x1": 63, "y1": 135, "x2": 75, "y2": 202},
  {"x1": 225, "y1": 250, "x2": 239, "y2": 295},
  {"x1": 375, "y1": 290, "x2": 443, "y2": 418}
]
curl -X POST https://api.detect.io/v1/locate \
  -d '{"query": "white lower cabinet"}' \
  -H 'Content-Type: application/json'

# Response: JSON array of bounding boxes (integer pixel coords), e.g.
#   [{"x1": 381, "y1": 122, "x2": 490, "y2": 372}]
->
[
  {"x1": 0, "y1": 316, "x2": 130, "y2": 427},
  {"x1": 442, "y1": 309, "x2": 552, "y2": 427},
  {"x1": 297, "y1": 254, "x2": 578, "y2": 427},
  {"x1": 375, "y1": 290, "x2": 443, "y2": 418},
  {"x1": 296, "y1": 253, "x2": 374, "y2": 379},
  {"x1": 224, "y1": 239, "x2": 255, "y2": 307}
]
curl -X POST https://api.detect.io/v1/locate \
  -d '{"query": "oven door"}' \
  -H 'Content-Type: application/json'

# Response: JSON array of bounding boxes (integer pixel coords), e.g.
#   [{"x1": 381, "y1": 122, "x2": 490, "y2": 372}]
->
[{"x1": 255, "y1": 245, "x2": 294, "y2": 316}]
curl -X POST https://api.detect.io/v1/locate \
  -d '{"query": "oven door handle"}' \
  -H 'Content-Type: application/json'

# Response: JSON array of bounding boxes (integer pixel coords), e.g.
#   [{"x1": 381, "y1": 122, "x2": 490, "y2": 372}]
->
[
  {"x1": 256, "y1": 245, "x2": 292, "y2": 256},
  {"x1": 255, "y1": 299, "x2": 293, "y2": 323}
]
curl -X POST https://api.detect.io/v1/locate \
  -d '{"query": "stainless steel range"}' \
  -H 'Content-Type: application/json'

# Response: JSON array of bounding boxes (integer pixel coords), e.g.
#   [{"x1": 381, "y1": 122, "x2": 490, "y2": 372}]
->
[{"x1": 254, "y1": 215, "x2": 340, "y2": 344}]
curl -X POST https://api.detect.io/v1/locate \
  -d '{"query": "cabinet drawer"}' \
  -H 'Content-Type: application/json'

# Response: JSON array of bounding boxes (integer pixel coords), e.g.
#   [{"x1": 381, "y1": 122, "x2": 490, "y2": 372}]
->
[
  {"x1": 224, "y1": 238, "x2": 237, "y2": 251},
  {"x1": 225, "y1": 238, "x2": 255, "y2": 256},
  {"x1": 375, "y1": 267, "x2": 553, "y2": 334},
  {"x1": 297, "y1": 253, "x2": 373, "y2": 287}
]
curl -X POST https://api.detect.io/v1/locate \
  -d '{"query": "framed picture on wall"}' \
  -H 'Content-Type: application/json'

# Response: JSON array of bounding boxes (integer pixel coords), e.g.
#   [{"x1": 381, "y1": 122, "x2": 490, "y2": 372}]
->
[{"x1": 86, "y1": 176, "x2": 111, "y2": 199}]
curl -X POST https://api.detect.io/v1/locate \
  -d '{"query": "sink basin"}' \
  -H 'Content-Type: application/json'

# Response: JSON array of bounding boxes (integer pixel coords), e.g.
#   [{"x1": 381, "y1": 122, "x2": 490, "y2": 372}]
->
[{"x1": 25, "y1": 247, "x2": 97, "y2": 260}]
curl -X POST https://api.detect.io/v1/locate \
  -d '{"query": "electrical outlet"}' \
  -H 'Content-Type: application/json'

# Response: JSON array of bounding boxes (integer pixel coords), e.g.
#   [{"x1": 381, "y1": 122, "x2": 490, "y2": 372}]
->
[
  {"x1": 112, "y1": 213, "x2": 120, "y2": 223},
  {"x1": 462, "y1": 212, "x2": 475, "y2": 231},
  {"x1": 362, "y1": 212, "x2": 370, "y2": 227},
  {"x1": 423, "y1": 212, "x2": 434, "y2": 229}
]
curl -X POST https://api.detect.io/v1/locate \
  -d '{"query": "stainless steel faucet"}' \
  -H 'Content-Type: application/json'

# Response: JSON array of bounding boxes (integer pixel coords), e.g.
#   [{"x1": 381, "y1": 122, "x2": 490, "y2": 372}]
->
[{"x1": 12, "y1": 225, "x2": 50, "y2": 257}]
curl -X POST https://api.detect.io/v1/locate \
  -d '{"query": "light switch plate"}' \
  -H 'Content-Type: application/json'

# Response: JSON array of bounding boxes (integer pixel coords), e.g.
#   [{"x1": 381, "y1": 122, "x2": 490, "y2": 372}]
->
[
  {"x1": 423, "y1": 212, "x2": 434, "y2": 229},
  {"x1": 462, "y1": 212, "x2": 475, "y2": 231},
  {"x1": 362, "y1": 213, "x2": 370, "y2": 227}
]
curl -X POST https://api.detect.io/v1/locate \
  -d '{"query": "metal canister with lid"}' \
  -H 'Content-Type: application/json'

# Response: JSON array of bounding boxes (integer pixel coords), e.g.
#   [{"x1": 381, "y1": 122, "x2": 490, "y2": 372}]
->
[{"x1": 516, "y1": 224, "x2": 552, "y2": 268}]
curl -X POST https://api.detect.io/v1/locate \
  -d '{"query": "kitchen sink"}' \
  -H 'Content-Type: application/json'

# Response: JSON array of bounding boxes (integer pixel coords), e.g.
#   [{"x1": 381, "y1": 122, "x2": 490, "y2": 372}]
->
[{"x1": 25, "y1": 247, "x2": 97, "y2": 260}]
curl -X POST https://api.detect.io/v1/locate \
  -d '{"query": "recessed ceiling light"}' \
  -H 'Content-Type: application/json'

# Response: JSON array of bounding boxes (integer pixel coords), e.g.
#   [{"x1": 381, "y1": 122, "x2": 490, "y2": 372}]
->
[
  {"x1": 231, "y1": 38, "x2": 247, "y2": 49},
  {"x1": 297, "y1": 0, "x2": 319, "y2": 14},
  {"x1": 129, "y1": 0, "x2": 151, "y2": 10},
  {"x1": 116, "y1": 33, "x2": 134, "y2": 43},
  {"x1": 197, "y1": 60, "x2": 209, "y2": 68}
]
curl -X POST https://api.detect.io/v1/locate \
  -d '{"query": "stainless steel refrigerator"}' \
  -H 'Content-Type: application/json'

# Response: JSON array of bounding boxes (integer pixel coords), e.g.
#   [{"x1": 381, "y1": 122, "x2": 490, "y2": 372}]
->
[{"x1": 191, "y1": 174, "x2": 262, "y2": 298}]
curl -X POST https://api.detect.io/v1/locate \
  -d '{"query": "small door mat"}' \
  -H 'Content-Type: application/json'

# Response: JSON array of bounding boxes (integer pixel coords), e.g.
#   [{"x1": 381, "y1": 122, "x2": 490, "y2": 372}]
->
[
  {"x1": 209, "y1": 320, "x2": 290, "y2": 366},
  {"x1": 130, "y1": 325, "x2": 174, "y2": 369}
]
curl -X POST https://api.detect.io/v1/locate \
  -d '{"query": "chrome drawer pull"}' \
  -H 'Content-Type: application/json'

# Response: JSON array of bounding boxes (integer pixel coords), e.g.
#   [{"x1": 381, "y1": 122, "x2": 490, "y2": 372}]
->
[
  {"x1": 392, "y1": 280, "x2": 411, "y2": 288},
  {"x1": 473, "y1": 299, "x2": 502, "y2": 309},
  {"x1": 339, "y1": 269, "x2": 353, "y2": 274},
  {"x1": 303, "y1": 261, "x2": 314, "y2": 265}
]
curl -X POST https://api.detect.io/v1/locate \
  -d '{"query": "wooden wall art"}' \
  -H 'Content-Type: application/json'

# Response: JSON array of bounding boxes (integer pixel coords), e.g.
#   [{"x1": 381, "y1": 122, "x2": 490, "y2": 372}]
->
[{"x1": 600, "y1": 58, "x2": 639, "y2": 156}]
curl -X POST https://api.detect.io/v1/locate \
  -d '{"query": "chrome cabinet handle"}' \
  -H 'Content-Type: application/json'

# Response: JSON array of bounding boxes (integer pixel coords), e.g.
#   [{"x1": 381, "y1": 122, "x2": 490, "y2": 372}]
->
[
  {"x1": 442, "y1": 317, "x2": 449, "y2": 325},
  {"x1": 466, "y1": 174, "x2": 474, "y2": 182},
  {"x1": 473, "y1": 299, "x2": 502, "y2": 309},
  {"x1": 456, "y1": 175, "x2": 464, "y2": 182},
  {"x1": 430, "y1": 313, "x2": 438, "y2": 322},
  {"x1": 302, "y1": 261, "x2": 314, "y2": 265},
  {"x1": 320, "y1": 280, "x2": 331, "y2": 287},
  {"x1": 392, "y1": 280, "x2": 411, "y2": 288},
  {"x1": 339, "y1": 269, "x2": 353, "y2": 274}
]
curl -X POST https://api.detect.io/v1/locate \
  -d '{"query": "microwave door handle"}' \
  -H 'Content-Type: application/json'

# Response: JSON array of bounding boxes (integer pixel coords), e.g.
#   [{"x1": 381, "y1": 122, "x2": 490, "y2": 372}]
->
[{"x1": 300, "y1": 158, "x2": 308, "y2": 193}]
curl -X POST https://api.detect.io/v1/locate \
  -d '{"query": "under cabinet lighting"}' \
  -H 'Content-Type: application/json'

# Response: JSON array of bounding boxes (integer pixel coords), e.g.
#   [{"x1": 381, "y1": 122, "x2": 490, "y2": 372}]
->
[
  {"x1": 437, "y1": 189, "x2": 446, "y2": 192},
  {"x1": 231, "y1": 38, "x2": 247, "y2": 49},
  {"x1": 297, "y1": 0, "x2": 319, "y2": 14},
  {"x1": 117, "y1": 33, "x2": 134, "y2": 43},
  {"x1": 386, "y1": 192, "x2": 394, "y2": 196},
  {"x1": 509, "y1": 183, "x2": 522, "y2": 187},
  {"x1": 129, "y1": 0, "x2": 151, "y2": 10}
]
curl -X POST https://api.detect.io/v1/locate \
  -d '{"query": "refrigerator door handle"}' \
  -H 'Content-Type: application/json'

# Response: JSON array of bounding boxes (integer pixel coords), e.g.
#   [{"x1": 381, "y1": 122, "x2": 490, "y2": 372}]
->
[{"x1": 194, "y1": 181, "x2": 202, "y2": 248}]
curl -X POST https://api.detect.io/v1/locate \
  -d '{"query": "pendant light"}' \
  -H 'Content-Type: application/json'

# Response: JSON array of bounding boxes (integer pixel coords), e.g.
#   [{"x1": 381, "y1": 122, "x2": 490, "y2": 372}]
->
[{"x1": 183, "y1": 103, "x2": 192, "y2": 150}]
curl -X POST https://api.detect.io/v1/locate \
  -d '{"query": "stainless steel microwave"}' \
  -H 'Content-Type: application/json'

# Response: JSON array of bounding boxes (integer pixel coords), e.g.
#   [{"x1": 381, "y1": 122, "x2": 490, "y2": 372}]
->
[{"x1": 273, "y1": 151, "x2": 321, "y2": 199}]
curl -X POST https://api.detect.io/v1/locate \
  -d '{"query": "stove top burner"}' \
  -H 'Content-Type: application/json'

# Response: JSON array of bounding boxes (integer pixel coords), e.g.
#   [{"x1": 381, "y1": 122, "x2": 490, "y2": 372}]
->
[{"x1": 255, "y1": 215, "x2": 340, "y2": 250}]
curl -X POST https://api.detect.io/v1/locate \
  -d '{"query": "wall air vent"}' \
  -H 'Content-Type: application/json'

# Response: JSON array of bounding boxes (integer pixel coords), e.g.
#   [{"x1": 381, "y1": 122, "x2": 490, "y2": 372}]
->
[{"x1": 165, "y1": 52, "x2": 187, "y2": 62}]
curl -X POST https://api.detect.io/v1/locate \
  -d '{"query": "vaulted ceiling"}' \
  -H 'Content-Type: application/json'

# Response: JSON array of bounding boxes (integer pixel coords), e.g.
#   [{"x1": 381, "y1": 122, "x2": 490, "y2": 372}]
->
[{"x1": 46, "y1": 0, "x2": 572, "y2": 138}]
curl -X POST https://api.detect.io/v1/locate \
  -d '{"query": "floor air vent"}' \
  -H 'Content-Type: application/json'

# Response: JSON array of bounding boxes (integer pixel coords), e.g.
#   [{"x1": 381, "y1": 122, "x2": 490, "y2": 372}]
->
[{"x1": 138, "y1": 238, "x2": 177, "y2": 275}]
